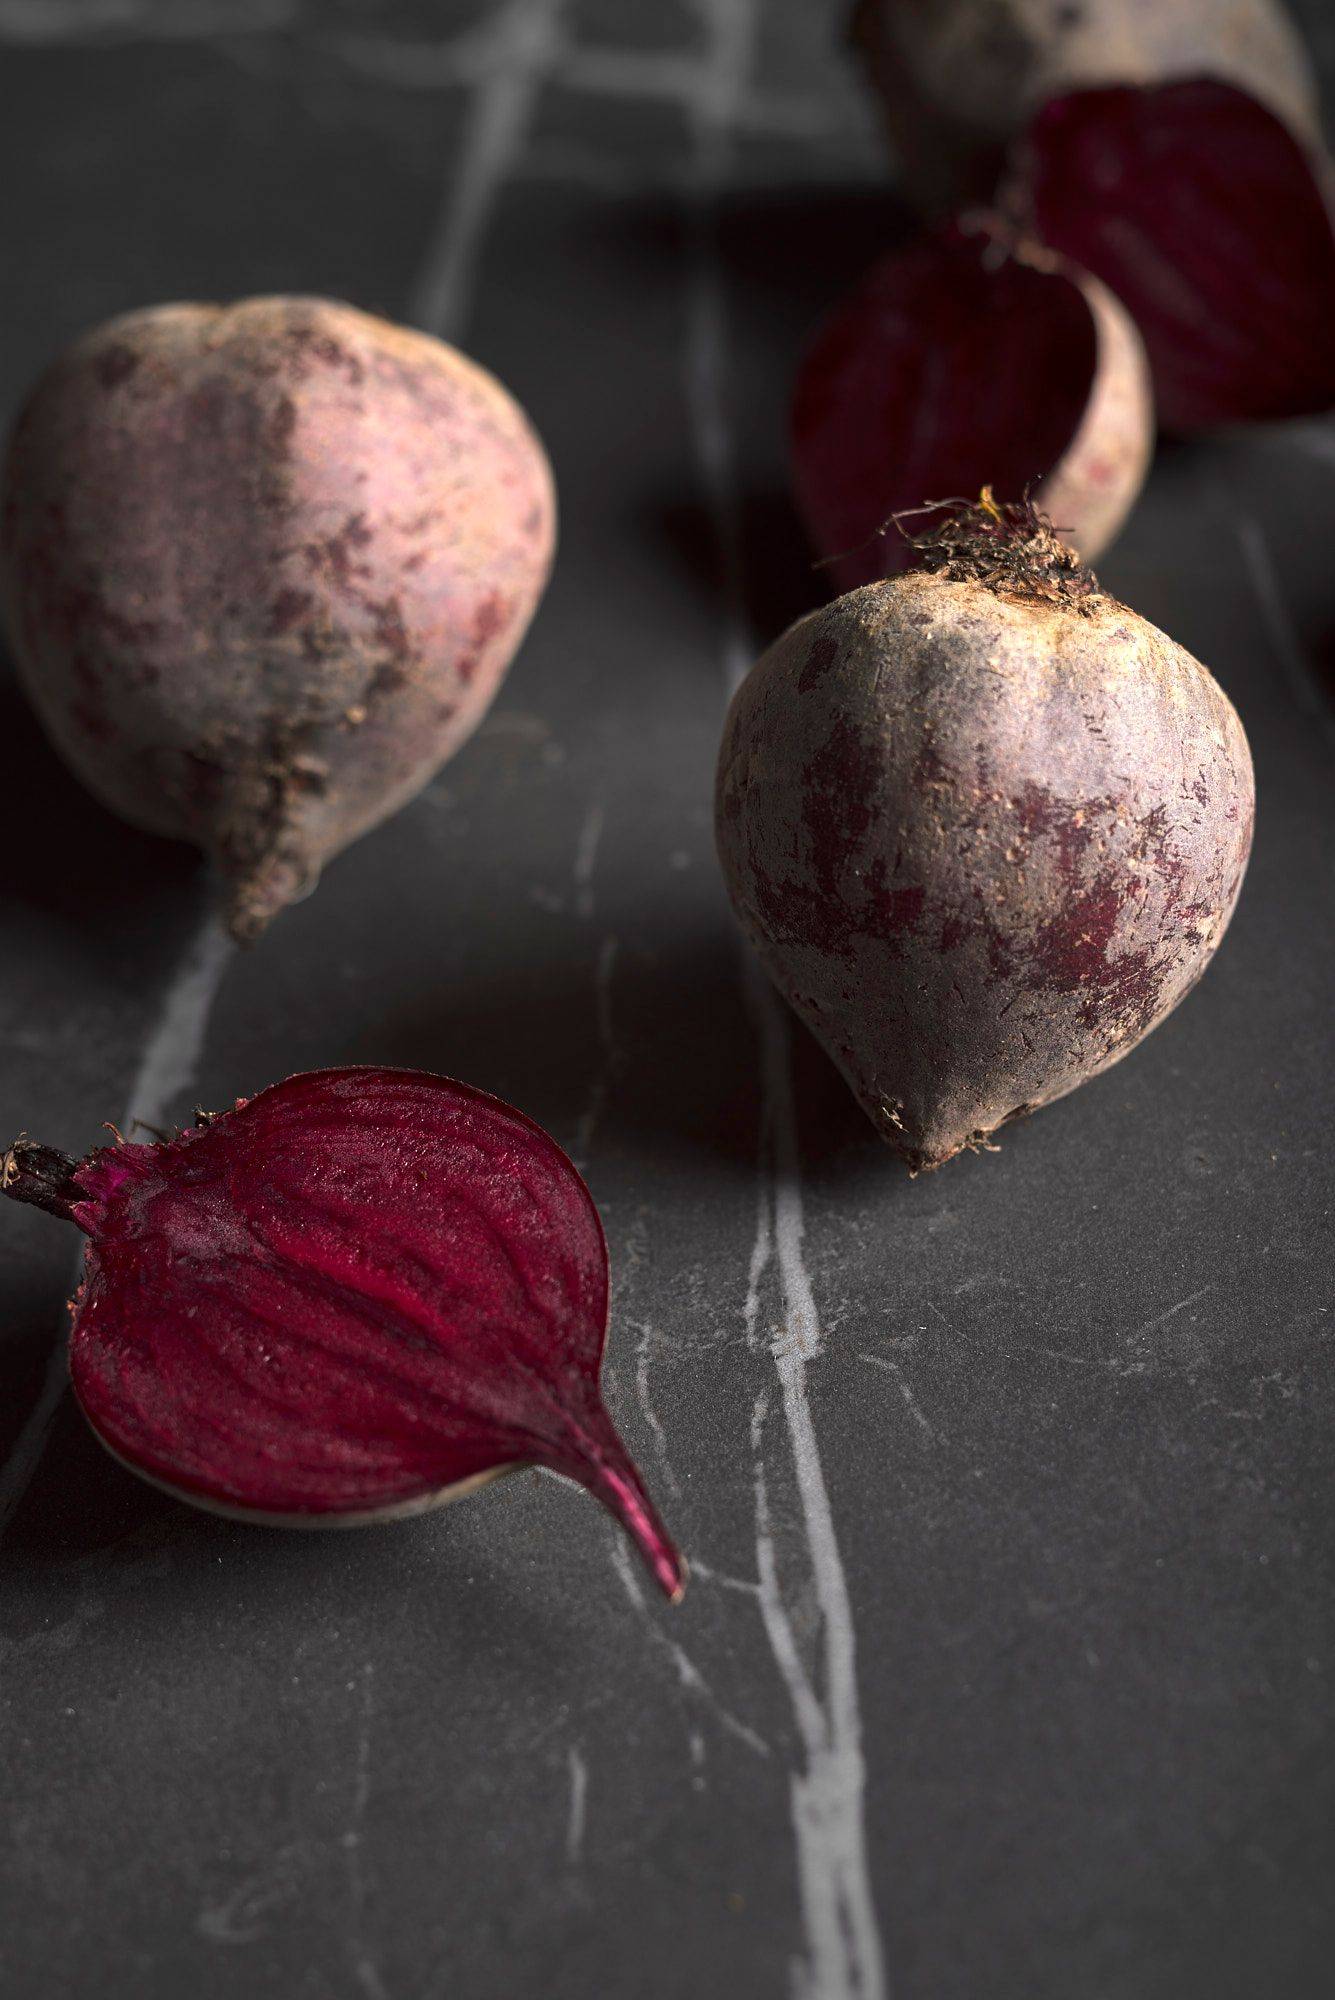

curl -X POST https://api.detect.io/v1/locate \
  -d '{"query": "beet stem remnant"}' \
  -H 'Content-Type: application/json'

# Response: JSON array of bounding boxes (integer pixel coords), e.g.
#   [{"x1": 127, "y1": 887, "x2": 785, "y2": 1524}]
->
[{"x1": 1, "y1": 1138, "x2": 82, "y2": 1222}]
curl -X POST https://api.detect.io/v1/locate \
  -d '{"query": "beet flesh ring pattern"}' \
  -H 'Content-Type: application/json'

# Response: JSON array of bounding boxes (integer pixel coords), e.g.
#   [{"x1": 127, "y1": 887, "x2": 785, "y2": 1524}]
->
[
  {"x1": 1021, "y1": 80, "x2": 1335, "y2": 432},
  {"x1": 716, "y1": 571, "x2": 1254, "y2": 1170},
  {"x1": 791, "y1": 228, "x2": 1151, "y2": 594},
  {"x1": 4, "y1": 1069, "x2": 683, "y2": 1599},
  {"x1": 0, "y1": 296, "x2": 556, "y2": 940}
]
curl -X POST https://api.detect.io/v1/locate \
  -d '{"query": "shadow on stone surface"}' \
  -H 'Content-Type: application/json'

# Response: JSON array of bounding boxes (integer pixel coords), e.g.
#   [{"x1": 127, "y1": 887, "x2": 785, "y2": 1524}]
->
[
  {"x1": 0, "y1": 670, "x2": 198, "y2": 942},
  {"x1": 335, "y1": 921, "x2": 881, "y2": 1182}
]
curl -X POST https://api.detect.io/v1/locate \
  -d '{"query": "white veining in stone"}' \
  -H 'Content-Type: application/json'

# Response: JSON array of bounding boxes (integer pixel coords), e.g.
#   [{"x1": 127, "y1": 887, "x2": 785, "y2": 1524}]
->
[
  {"x1": 683, "y1": 3, "x2": 887, "y2": 1992},
  {"x1": 609, "y1": 1535, "x2": 770, "y2": 1760},
  {"x1": 565, "y1": 1745, "x2": 589, "y2": 1866},
  {"x1": 861, "y1": 1354, "x2": 940, "y2": 1446},
  {"x1": 574, "y1": 802, "x2": 605, "y2": 919},
  {"x1": 573, "y1": 933, "x2": 620, "y2": 1170},
  {"x1": 408, "y1": 0, "x2": 567, "y2": 344}
]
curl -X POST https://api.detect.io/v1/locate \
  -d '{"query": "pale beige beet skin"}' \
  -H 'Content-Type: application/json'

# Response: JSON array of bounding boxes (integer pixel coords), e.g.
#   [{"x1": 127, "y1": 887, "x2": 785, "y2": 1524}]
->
[
  {"x1": 0, "y1": 296, "x2": 556, "y2": 939},
  {"x1": 716, "y1": 555, "x2": 1254, "y2": 1170},
  {"x1": 851, "y1": 0, "x2": 1319, "y2": 208}
]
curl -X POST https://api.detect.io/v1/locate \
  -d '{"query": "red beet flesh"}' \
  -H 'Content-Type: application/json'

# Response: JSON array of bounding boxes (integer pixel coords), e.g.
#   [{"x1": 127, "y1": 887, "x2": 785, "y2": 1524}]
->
[
  {"x1": 1019, "y1": 80, "x2": 1335, "y2": 431},
  {"x1": 2, "y1": 1069, "x2": 684, "y2": 1600},
  {"x1": 715, "y1": 503, "x2": 1255, "y2": 1170},
  {"x1": 850, "y1": 0, "x2": 1321, "y2": 213},
  {"x1": 791, "y1": 227, "x2": 1151, "y2": 593}
]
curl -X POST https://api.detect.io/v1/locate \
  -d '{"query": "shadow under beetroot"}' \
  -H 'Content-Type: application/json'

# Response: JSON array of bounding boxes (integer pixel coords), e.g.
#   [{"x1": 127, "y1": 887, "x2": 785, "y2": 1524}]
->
[
  {"x1": 0, "y1": 667, "x2": 200, "y2": 946},
  {"x1": 331, "y1": 920, "x2": 877, "y2": 1179},
  {"x1": 0, "y1": 1367, "x2": 570, "y2": 1665}
]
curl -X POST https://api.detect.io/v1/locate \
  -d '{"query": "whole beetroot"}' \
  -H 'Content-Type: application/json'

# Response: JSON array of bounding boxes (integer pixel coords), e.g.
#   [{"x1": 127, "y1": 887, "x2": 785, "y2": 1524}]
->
[
  {"x1": 715, "y1": 499, "x2": 1254, "y2": 1171},
  {"x1": 851, "y1": 0, "x2": 1319, "y2": 209},
  {"x1": 0, "y1": 296, "x2": 556, "y2": 939}
]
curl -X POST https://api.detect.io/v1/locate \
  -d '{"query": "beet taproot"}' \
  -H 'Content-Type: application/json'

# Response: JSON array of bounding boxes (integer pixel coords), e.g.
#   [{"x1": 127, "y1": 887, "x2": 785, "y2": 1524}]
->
[
  {"x1": 850, "y1": 0, "x2": 1319, "y2": 209},
  {"x1": 791, "y1": 224, "x2": 1151, "y2": 593},
  {"x1": 1016, "y1": 79, "x2": 1335, "y2": 432},
  {"x1": 715, "y1": 499, "x2": 1254, "y2": 1171},
  {"x1": 1, "y1": 1067, "x2": 685, "y2": 1600},
  {"x1": 0, "y1": 296, "x2": 556, "y2": 940}
]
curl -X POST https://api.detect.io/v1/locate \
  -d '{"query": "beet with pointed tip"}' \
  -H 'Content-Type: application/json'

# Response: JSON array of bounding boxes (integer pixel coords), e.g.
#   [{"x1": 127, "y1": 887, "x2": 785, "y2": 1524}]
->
[
  {"x1": 791, "y1": 225, "x2": 1152, "y2": 594},
  {"x1": 715, "y1": 501, "x2": 1254, "y2": 1171},
  {"x1": 1017, "y1": 79, "x2": 1335, "y2": 432},
  {"x1": 1, "y1": 1068, "x2": 684, "y2": 1600},
  {"x1": 0, "y1": 296, "x2": 556, "y2": 941},
  {"x1": 850, "y1": 0, "x2": 1319, "y2": 210}
]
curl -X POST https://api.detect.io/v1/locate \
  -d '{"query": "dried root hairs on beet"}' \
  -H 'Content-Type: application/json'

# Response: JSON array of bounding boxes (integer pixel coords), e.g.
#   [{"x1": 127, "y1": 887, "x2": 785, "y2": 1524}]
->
[
  {"x1": 2, "y1": 1069, "x2": 685, "y2": 1602},
  {"x1": 892, "y1": 489, "x2": 1102, "y2": 606}
]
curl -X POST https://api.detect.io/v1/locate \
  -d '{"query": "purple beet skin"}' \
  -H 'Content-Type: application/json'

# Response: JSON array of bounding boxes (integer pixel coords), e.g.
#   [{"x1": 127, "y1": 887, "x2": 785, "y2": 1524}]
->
[
  {"x1": 715, "y1": 500, "x2": 1255, "y2": 1170},
  {"x1": 1, "y1": 1067, "x2": 684, "y2": 1601},
  {"x1": 0, "y1": 296, "x2": 556, "y2": 939}
]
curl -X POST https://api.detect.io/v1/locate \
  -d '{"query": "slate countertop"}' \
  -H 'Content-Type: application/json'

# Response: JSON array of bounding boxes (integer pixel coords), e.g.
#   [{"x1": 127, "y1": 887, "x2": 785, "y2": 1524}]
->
[{"x1": 1, "y1": 5, "x2": 1332, "y2": 1998}]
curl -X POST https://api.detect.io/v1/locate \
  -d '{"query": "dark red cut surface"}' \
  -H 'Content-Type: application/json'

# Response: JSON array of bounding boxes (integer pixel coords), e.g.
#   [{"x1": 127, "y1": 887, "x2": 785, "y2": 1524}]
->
[
  {"x1": 60, "y1": 1067, "x2": 683, "y2": 1599},
  {"x1": 1023, "y1": 79, "x2": 1335, "y2": 432},
  {"x1": 791, "y1": 228, "x2": 1098, "y2": 592}
]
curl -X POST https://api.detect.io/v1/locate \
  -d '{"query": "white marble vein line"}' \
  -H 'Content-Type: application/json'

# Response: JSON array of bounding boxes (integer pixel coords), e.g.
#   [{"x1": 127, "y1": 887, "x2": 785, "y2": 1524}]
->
[
  {"x1": 345, "y1": 1663, "x2": 388, "y2": 2000},
  {"x1": 684, "y1": 2, "x2": 887, "y2": 1991},
  {"x1": 329, "y1": 31, "x2": 873, "y2": 149},
  {"x1": 751, "y1": 976, "x2": 887, "y2": 2000},
  {"x1": 860, "y1": 1353, "x2": 939, "y2": 1446},
  {"x1": 1234, "y1": 509, "x2": 1335, "y2": 753},
  {"x1": 608, "y1": 1535, "x2": 771, "y2": 1759},
  {"x1": 573, "y1": 933, "x2": 619, "y2": 1170},
  {"x1": 565, "y1": 1745, "x2": 589, "y2": 1866},
  {"x1": 632, "y1": 1318, "x2": 682, "y2": 1499},
  {"x1": 407, "y1": 0, "x2": 567, "y2": 345},
  {"x1": 0, "y1": 908, "x2": 233, "y2": 1545},
  {"x1": 573, "y1": 801, "x2": 604, "y2": 919},
  {"x1": 0, "y1": 0, "x2": 292, "y2": 43}
]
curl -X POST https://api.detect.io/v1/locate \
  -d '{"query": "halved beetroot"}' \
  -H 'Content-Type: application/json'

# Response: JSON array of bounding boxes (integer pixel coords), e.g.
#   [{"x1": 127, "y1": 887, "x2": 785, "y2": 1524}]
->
[
  {"x1": 1, "y1": 1068, "x2": 685, "y2": 1599},
  {"x1": 791, "y1": 223, "x2": 1151, "y2": 593},
  {"x1": 1018, "y1": 79, "x2": 1335, "y2": 431}
]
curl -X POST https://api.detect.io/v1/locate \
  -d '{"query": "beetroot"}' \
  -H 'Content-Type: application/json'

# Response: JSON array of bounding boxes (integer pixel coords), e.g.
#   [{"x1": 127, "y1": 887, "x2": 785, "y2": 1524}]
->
[
  {"x1": 791, "y1": 225, "x2": 1151, "y2": 593},
  {"x1": 715, "y1": 500, "x2": 1254, "y2": 1171},
  {"x1": 1, "y1": 1067, "x2": 684, "y2": 1600},
  {"x1": 0, "y1": 296, "x2": 556, "y2": 940},
  {"x1": 1016, "y1": 79, "x2": 1335, "y2": 431},
  {"x1": 850, "y1": 0, "x2": 1319, "y2": 209}
]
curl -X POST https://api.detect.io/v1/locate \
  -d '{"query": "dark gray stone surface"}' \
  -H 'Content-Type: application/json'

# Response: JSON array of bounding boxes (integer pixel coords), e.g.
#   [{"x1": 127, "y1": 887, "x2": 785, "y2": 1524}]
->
[{"x1": 0, "y1": 5, "x2": 1331, "y2": 1997}]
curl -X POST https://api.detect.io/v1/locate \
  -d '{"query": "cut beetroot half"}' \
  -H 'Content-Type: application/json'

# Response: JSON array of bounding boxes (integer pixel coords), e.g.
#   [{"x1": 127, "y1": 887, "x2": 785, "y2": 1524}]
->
[
  {"x1": 791, "y1": 223, "x2": 1151, "y2": 593},
  {"x1": 1, "y1": 1068, "x2": 685, "y2": 1601},
  {"x1": 1020, "y1": 79, "x2": 1335, "y2": 432}
]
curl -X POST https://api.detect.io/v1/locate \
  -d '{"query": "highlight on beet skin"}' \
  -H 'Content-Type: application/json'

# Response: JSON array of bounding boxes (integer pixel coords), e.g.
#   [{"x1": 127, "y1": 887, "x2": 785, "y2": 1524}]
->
[
  {"x1": 716, "y1": 497, "x2": 1255, "y2": 1172},
  {"x1": 0, "y1": 1068, "x2": 685, "y2": 1602},
  {"x1": 1015, "y1": 79, "x2": 1335, "y2": 432},
  {"x1": 0, "y1": 296, "x2": 556, "y2": 943},
  {"x1": 791, "y1": 222, "x2": 1152, "y2": 593}
]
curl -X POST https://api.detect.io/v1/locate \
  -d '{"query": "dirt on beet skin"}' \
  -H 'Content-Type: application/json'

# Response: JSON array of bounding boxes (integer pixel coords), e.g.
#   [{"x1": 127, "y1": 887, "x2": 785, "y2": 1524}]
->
[
  {"x1": 0, "y1": 295, "x2": 556, "y2": 940},
  {"x1": 715, "y1": 543, "x2": 1255, "y2": 1170}
]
